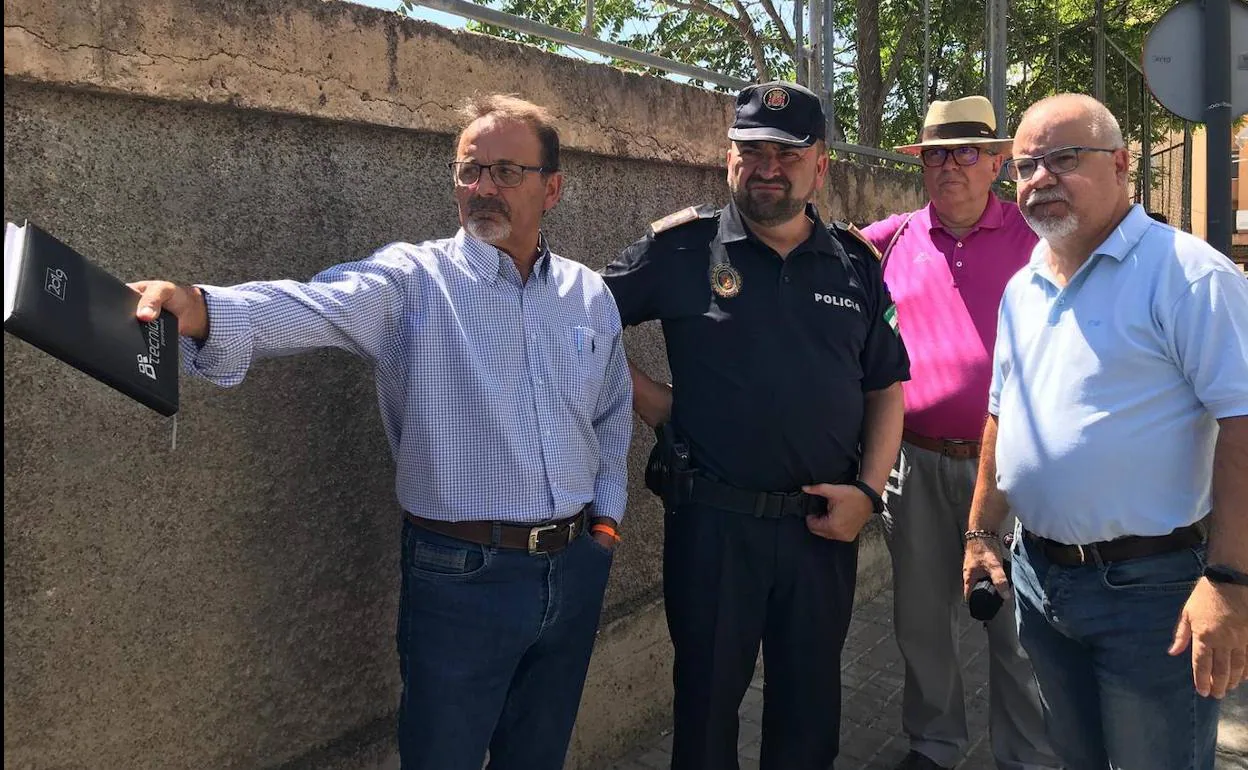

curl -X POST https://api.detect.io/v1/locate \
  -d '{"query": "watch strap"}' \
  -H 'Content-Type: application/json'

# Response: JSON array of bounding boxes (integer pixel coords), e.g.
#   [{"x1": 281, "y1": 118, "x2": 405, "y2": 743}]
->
[
  {"x1": 1204, "y1": 564, "x2": 1248, "y2": 587},
  {"x1": 851, "y1": 480, "x2": 885, "y2": 514}
]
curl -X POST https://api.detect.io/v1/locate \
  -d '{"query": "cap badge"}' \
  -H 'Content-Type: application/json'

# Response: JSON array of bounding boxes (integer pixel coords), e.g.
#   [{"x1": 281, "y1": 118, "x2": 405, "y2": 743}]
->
[
  {"x1": 709, "y1": 263, "x2": 743, "y2": 298},
  {"x1": 762, "y1": 87, "x2": 789, "y2": 110}
]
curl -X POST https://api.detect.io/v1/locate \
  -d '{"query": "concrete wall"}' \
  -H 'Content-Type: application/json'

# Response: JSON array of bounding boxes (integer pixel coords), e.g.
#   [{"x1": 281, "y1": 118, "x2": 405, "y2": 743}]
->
[{"x1": 2, "y1": 1, "x2": 924, "y2": 768}]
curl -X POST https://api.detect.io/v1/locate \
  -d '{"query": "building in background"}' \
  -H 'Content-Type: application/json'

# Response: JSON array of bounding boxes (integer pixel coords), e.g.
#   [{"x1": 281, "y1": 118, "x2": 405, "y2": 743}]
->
[{"x1": 1146, "y1": 121, "x2": 1247, "y2": 270}]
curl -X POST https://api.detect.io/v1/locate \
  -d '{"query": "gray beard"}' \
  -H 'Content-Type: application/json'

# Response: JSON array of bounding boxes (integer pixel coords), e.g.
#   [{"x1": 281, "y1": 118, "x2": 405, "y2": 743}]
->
[
  {"x1": 1023, "y1": 210, "x2": 1079, "y2": 241},
  {"x1": 465, "y1": 215, "x2": 512, "y2": 244}
]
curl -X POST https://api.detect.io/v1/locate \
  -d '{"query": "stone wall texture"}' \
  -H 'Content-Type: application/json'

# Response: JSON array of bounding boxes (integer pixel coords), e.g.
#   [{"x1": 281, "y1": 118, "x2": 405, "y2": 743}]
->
[{"x1": 3, "y1": 0, "x2": 924, "y2": 767}]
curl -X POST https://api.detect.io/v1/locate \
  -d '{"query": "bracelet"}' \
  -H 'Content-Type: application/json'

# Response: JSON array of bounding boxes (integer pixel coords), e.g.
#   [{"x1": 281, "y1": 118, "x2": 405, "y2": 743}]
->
[
  {"x1": 591, "y1": 523, "x2": 622, "y2": 543},
  {"x1": 963, "y1": 529, "x2": 1000, "y2": 543}
]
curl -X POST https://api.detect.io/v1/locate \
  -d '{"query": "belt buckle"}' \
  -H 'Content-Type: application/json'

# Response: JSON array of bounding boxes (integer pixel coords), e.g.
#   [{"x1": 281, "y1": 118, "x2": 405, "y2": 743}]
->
[{"x1": 527, "y1": 523, "x2": 559, "y2": 555}]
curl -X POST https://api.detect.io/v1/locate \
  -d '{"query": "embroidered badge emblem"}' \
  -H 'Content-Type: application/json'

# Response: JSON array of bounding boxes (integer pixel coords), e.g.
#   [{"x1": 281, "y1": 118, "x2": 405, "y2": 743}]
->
[
  {"x1": 762, "y1": 87, "x2": 790, "y2": 110},
  {"x1": 709, "y1": 263, "x2": 743, "y2": 298}
]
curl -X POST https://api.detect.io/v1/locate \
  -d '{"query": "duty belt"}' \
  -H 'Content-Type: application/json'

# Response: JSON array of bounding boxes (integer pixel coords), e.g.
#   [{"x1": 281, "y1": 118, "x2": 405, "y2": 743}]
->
[{"x1": 688, "y1": 474, "x2": 829, "y2": 519}]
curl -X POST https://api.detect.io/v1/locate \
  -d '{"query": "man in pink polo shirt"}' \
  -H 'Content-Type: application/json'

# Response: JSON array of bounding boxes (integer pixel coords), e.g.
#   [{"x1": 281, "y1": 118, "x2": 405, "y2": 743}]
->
[{"x1": 861, "y1": 96, "x2": 1057, "y2": 770}]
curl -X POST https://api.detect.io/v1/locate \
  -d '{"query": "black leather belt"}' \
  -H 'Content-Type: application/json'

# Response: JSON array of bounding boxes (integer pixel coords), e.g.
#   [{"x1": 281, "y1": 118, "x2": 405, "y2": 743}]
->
[
  {"x1": 406, "y1": 507, "x2": 589, "y2": 555},
  {"x1": 1023, "y1": 520, "x2": 1207, "y2": 567},
  {"x1": 688, "y1": 474, "x2": 828, "y2": 519}
]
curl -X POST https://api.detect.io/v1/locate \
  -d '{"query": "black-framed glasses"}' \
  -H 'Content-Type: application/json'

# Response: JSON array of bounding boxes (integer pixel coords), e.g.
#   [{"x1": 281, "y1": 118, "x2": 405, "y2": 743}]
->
[
  {"x1": 1004, "y1": 146, "x2": 1117, "y2": 181},
  {"x1": 920, "y1": 146, "x2": 989, "y2": 168},
  {"x1": 448, "y1": 161, "x2": 547, "y2": 188}
]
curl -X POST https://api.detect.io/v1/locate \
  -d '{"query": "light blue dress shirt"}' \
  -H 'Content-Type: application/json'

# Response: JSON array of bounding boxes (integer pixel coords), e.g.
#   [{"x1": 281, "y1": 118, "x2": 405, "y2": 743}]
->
[
  {"x1": 990, "y1": 205, "x2": 1248, "y2": 544},
  {"x1": 183, "y1": 230, "x2": 633, "y2": 524}
]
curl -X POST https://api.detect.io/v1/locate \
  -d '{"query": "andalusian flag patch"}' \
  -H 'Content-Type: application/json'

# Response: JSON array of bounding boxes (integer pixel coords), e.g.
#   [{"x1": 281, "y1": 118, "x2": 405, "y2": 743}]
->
[{"x1": 884, "y1": 303, "x2": 899, "y2": 334}]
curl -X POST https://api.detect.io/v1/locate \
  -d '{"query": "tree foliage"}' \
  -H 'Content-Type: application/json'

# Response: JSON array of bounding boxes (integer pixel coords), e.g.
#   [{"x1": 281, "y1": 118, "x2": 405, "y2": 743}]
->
[{"x1": 398, "y1": 0, "x2": 1186, "y2": 154}]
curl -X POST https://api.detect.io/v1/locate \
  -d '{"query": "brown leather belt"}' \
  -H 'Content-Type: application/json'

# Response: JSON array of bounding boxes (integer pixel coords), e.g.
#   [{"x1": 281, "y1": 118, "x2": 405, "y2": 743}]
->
[
  {"x1": 1023, "y1": 520, "x2": 1207, "y2": 567},
  {"x1": 903, "y1": 429, "x2": 980, "y2": 460},
  {"x1": 406, "y1": 507, "x2": 589, "y2": 555}
]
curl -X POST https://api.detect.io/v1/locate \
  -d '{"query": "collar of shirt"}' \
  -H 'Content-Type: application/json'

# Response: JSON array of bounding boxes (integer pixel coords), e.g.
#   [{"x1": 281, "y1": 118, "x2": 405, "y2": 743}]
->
[
  {"x1": 718, "y1": 202, "x2": 838, "y2": 256},
  {"x1": 455, "y1": 229, "x2": 553, "y2": 284},
  {"x1": 923, "y1": 194, "x2": 1005, "y2": 239}
]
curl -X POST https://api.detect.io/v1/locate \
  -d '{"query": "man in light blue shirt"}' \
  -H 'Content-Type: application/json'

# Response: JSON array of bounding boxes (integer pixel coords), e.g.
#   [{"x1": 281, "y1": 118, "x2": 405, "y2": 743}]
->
[
  {"x1": 131, "y1": 95, "x2": 632, "y2": 770},
  {"x1": 962, "y1": 94, "x2": 1248, "y2": 770}
]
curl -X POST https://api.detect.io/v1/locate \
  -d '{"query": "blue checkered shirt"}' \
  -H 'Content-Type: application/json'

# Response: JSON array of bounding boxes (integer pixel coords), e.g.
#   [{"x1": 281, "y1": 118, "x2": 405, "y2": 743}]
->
[{"x1": 183, "y1": 230, "x2": 633, "y2": 523}]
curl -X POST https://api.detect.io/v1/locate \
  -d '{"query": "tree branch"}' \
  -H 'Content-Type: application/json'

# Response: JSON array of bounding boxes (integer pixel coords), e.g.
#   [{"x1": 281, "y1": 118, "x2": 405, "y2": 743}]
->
[
  {"x1": 662, "y1": 0, "x2": 768, "y2": 78},
  {"x1": 756, "y1": 0, "x2": 794, "y2": 53},
  {"x1": 727, "y1": 0, "x2": 771, "y2": 79}
]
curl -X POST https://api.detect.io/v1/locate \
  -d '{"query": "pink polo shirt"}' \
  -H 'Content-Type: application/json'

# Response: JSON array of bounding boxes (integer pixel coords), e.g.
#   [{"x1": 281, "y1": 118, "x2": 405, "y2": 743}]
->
[{"x1": 861, "y1": 196, "x2": 1037, "y2": 441}]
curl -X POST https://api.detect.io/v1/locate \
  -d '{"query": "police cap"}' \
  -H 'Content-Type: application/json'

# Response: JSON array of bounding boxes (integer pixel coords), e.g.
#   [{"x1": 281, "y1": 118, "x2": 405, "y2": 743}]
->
[{"x1": 728, "y1": 82, "x2": 826, "y2": 148}]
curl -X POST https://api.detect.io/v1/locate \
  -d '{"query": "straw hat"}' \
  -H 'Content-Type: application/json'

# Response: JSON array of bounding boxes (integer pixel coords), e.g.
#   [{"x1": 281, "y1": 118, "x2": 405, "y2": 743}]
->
[{"x1": 895, "y1": 95, "x2": 1013, "y2": 155}]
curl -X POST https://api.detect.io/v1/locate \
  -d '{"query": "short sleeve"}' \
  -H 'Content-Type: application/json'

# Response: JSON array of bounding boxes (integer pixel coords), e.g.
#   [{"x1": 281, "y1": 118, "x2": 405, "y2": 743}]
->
[
  {"x1": 859, "y1": 254, "x2": 911, "y2": 390},
  {"x1": 601, "y1": 237, "x2": 662, "y2": 327},
  {"x1": 987, "y1": 294, "x2": 1012, "y2": 416},
  {"x1": 859, "y1": 213, "x2": 907, "y2": 257},
  {"x1": 1165, "y1": 268, "x2": 1248, "y2": 419}
]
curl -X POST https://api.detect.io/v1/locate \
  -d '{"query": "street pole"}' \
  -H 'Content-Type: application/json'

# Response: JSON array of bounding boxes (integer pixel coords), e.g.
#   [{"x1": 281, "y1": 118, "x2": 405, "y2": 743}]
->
[
  {"x1": 1142, "y1": 82, "x2": 1152, "y2": 211},
  {"x1": 809, "y1": 0, "x2": 822, "y2": 91},
  {"x1": 1205, "y1": 0, "x2": 1233, "y2": 255},
  {"x1": 922, "y1": 0, "x2": 930, "y2": 116},
  {"x1": 823, "y1": 0, "x2": 839, "y2": 142},
  {"x1": 1094, "y1": 0, "x2": 1106, "y2": 101},
  {"x1": 1183, "y1": 121, "x2": 1194, "y2": 233},
  {"x1": 987, "y1": 0, "x2": 1007, "y2": 137}
]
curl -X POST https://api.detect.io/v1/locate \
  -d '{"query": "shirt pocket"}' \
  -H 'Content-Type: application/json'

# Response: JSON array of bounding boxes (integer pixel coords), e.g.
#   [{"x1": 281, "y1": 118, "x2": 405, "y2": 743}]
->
[{"x1": 549, "y1": 324, "x2": 607, "y2": 409}]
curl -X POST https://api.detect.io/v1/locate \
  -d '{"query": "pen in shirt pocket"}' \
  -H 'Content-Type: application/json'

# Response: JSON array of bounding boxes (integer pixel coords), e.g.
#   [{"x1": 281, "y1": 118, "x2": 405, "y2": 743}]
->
[{"x1": 573, "y1": 325, "x2": 596, "y2": 354}]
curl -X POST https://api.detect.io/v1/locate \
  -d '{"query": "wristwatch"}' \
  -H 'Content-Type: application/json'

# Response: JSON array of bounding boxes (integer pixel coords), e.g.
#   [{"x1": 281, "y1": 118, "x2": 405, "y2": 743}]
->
[
  {"x1": 851, "y1": 480, "x2": 886, "y2": 515},
  {"x1": 1203, "y1": 564, "x2": 1248, "y2": 587}
]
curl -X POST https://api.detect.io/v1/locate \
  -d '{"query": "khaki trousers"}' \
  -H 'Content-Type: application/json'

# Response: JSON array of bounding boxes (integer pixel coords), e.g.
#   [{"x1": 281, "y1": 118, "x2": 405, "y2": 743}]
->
[{"x1": 882, "y1": 441, "x2": 1058, "y2": 770}]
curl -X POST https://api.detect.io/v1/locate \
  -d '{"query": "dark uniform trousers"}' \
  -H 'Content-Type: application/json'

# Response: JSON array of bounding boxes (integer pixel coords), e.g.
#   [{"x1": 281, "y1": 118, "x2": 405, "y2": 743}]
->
[{"x1": 664, "y1": 501, "x2": 859, "y2": 770}]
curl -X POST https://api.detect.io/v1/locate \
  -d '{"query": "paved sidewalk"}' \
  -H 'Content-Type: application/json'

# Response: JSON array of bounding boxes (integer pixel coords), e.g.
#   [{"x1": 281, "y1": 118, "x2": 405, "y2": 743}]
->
[{"x1": 606, "y1": 587, "x2": 1248, "y2": 770}]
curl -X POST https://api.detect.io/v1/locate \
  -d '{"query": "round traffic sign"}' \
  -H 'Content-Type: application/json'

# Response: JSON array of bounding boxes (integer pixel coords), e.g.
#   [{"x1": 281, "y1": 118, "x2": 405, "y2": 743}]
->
[{"x1": 1142, "y1": 0, "x2": 1248, "y2": 122}]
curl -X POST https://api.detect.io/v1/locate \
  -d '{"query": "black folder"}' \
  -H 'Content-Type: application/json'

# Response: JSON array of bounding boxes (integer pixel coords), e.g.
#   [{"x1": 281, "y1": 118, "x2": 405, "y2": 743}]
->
[{"x1": 3, "y1": 221, "x2": 179, "y2": 416}]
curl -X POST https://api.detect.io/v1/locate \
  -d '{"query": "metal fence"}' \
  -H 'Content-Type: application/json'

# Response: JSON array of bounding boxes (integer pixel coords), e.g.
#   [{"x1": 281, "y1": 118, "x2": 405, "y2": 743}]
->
[{"x1": 1099, "y1": 34, "x2": 1193, "y2": 230}]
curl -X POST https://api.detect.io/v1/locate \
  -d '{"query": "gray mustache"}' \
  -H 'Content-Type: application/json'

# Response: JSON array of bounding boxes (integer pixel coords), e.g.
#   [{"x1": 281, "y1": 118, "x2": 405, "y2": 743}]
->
[
  {"x1": 1026, "y1": 189, "x2": 1068, "y2": 207},
  {"x1": 468, "y1": 198, "x2": 509, "y2": 216}
]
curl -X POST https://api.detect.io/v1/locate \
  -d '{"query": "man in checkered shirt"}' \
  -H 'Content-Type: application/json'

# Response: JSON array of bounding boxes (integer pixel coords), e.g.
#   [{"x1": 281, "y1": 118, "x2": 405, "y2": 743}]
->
[{"x1": 131, "y1": 95, "x2": 633, "y2": 770}]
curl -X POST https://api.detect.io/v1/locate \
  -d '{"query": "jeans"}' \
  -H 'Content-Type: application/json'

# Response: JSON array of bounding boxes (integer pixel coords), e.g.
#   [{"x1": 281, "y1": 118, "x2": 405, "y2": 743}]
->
[
  {"x1": 395, "y1": 519, "x2": 613, "y2": 770},
  {"x1": 1011, "y1": 531, "x2": 1220, "y2": 770}
]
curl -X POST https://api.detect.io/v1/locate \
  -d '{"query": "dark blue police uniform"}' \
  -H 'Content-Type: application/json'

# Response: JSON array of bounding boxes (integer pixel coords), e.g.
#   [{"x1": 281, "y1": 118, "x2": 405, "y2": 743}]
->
[{"x1": 603, "y1": 200, "x2": 910, "y2": 770}]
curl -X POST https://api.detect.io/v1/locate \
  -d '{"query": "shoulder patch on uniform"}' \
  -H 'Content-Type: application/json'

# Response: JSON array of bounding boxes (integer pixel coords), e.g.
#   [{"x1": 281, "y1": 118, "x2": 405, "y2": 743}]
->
[
  {"x1": 841, "y1": 222, "x2": 882, "y2": 261},
  {"x1": 649, "y1": 205, "x2": 715, "y2": 236}
]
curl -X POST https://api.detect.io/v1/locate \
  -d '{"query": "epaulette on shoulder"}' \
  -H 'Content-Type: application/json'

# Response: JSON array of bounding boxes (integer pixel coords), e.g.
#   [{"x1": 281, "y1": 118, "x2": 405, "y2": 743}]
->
[
  {"x1": 832, "y1": 220, "x2": 882, "y2": 261},
  {"x1": 649, "y1": 204, "x2": 718, "y2": 237}
]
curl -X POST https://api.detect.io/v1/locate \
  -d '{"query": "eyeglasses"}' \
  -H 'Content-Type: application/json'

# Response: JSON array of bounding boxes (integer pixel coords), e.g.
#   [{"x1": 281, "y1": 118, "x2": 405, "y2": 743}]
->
[
  {"x1": 448, "y1": 161, "x2": 547, "y2": 188},
  {"x1": 1003, "y1": 146, "x2": 1117, "y2": 181},
  {"x1": 920, "y1": 146, "x2": 990, "y2": 168}
]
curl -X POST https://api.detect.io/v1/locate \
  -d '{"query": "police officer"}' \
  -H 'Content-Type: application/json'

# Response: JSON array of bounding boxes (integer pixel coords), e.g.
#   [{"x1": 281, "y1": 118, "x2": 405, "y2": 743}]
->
[{"x1": 602, "y1": 82, "x2": 909, "y2": 770}]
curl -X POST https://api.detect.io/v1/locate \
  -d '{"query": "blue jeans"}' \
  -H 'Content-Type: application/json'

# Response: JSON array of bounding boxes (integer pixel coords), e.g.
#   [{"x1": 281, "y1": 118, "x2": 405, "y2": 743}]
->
[
  {"x1": 1011, "y1": 532, "x2": 1220, "y2": 770},
  {"x1": 395, "y1": 520, "x2": 613, "y2": 770}
]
